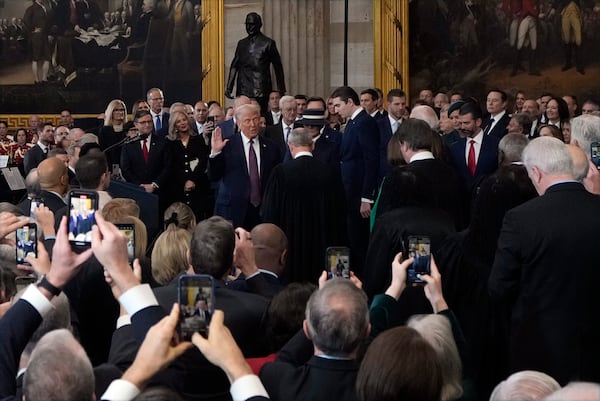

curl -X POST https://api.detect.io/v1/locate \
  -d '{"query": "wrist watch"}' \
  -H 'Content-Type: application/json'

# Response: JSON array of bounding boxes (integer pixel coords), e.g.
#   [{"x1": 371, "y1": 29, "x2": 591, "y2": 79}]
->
[{"x1": 37, "y1": 275, "x2": 61, "y2": 296}]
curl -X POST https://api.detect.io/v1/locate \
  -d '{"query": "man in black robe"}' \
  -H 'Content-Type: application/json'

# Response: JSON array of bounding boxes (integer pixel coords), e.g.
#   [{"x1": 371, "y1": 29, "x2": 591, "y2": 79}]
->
[{"x1": 261, "y1": 128, "x2": 346, "y2": 283}]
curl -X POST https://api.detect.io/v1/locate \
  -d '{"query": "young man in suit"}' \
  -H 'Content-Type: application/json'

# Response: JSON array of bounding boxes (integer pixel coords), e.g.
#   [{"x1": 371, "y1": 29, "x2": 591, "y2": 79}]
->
[
  {"x1": 209, "y1": 104, "x2": 282, "y2": 230},
  {"x1": 377, "y1": 88, "x2": 406, "y2": 179},
  {"x1": 24, "y1": 122, "x2": 54, "y2": 175},
  {"x1": 330, "y1": 86, "x2": 380, "y2": 276},
  {"x1": 448, "y1": 101, "x2": 499, "y2": 194},
  {"x1": 489, "y1": 137, "x2": 600, "y2": 385},
  {"x1": 482, "y1": 89, "x2": 510, "y2": 139}
]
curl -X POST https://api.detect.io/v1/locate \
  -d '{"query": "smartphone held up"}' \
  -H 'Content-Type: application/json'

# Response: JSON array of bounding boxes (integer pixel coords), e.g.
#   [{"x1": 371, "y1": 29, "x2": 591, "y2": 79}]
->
[
  {"x1": 406, "y1": 236, "x2": 431, "y2": 285},
  {"x1": 178, "y1": 274, "x2": 215, "y2": 341}
]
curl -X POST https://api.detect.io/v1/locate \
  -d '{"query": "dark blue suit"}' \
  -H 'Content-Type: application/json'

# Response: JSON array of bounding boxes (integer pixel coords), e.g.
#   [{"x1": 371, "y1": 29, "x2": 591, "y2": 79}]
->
[
  {"x1": 313, "y1": 128, "x2": 340, "y2": 173},
  {"x1": 208, "y1": 132, "x2": 282, "y2": 228},
  {"x1": 376, "y1": 116, "x2": 397, "y2": 179},
  {"x1": 448, "y1": 133, "x2": 499, "y2": 193},
  {"x1": 340, "y1": 109, "x2": 380, "y2": 275},
  {"x1": 152, "y1": 112, "x2": 170, "y2": 139},
  {"x1": 482, "y1": 112, "x2": 510, "y2": 139},
  {"x1": 217, "y1": 118, "x2": 236, "y2": 139}
]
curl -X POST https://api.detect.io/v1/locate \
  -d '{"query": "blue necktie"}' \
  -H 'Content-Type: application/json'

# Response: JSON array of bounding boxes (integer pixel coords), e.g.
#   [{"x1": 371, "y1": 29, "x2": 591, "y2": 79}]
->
[{"x1": 155, "y1": 115, "x2": 161, "y2": 131}]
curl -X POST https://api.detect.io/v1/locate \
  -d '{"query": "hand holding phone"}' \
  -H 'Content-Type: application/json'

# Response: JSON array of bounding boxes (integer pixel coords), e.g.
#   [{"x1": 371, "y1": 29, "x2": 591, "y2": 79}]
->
[
  {"x1": 16, "y1": 223, "x2": 37, "y2": 266},
  {"x1": 68, "y1": 190, "x2": 99, "y2": 247},
  {"x1": 178, "y1": 275, "x2": 215, "y2": 341},
  {"x1": 115, "y1": 224, "x2": 135, "y2": 263},
  {"x1": 326, "y1": 247, "x2": 350, "y2": 279},
  {"x1": 406, "y1": 236, "x2": 431, "y2": 285}
]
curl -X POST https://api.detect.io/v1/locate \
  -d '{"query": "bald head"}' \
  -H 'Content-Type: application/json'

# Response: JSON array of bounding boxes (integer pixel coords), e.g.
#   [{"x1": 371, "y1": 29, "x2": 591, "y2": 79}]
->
[
  {"x1": 410, "y1": 105, "x2": 439, "y2": 131},
  {"x1": 251, "y1": 223, "x2": 288, "y2": 277},
  {"x1": 37, "y1": 157, "x2": 68, "y2": 194},
  {"x1": 544, "y1": 382, "x2": 600, "y2": 401},
  {"x1": 234, "y1": 96, "x2": 252, "y2": 110},
  {"x1": 567, "y1": 144, "x2": 589, "y2": 182}
]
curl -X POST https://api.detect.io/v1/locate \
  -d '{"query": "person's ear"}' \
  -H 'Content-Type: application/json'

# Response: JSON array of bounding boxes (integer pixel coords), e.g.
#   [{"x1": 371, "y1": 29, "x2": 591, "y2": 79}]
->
[{"x1": 302, "y1": 320, "x2": 312, "y2": 339}]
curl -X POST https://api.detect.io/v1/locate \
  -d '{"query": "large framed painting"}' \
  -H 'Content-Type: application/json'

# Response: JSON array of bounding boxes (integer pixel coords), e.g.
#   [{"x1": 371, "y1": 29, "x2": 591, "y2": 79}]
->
[
  {"x1": 0, "y1": 0, "x2": 206, "y2": 115},
  {"x1": 408, "y1": 0, "x2": 600, "y2": 106}
]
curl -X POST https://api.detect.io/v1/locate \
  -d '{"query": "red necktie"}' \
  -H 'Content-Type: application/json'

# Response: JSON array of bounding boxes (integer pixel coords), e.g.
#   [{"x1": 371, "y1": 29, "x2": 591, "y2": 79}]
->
[
  {"x1": 467, "y1": 139, "x2": 476, "y2": 176},
  {"x1": 142, "y1": 139, "x2": 149, "y2": 162}
]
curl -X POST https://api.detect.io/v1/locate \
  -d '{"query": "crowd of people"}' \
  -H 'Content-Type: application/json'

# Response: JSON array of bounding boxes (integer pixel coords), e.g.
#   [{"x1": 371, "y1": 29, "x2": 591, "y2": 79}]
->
[{"x1": 1, "y1": 82, "x2": 600, "y2": 401}]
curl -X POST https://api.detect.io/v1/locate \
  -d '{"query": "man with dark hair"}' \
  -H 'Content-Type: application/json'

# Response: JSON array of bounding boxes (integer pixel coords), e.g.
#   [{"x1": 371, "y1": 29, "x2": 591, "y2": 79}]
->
[
  {"x1": 360, "y1": 89, "x2": 382, "y2": 119},
  {"x1": 330, "y1": 86, "x2": 379, "y2": 275},
  {"x1": 448, "y1": 102, "x2": 500, "y2": 193},
  {"x1": 266, "y1": 90, "x2": 282, "y2": 125},
  {"x1": 60, "y1": 109, "x2": 74, "y2": 129},
  {"x1": 24, "y1": 122, "x2": 54, "y2": 175},
  {"x1": 378, "y1": 89, "x2": 407, "y2": 178},
  {"x1": 260, "y1": 279, "x2": 369, "y2": 400},
  {"x1": 76, "y1": 153, "x2": 112, "y2": 209},
  {"x1": 294, "y1": 94, "x2": 308, "y2": 119},
  {"x1": 483, "y1": 89, "x2": 510, "y2": 139}
]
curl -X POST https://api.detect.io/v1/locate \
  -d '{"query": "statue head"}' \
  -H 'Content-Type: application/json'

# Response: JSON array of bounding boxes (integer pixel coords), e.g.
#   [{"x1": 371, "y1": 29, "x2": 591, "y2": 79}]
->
[{"x1": 245, "y1": 12, "x2": 262, "y2": 36}]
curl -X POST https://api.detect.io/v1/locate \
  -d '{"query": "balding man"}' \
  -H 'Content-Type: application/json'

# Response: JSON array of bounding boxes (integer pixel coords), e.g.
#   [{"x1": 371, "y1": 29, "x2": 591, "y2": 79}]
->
[
  {"x1": 569, "y1": 114, "x2": 600, "y2": 194},
  {"x1": 217, "y1": 95, "x2": 251, "y2": 139},
  {"x1": 490, "y1": 137, "x2": 600, "y2": 385},
  {"x1": 192, "y1": 100, "x2": 210, "y2": 142},
  {"x1": 409, "y1": 104, "x2": 439, "y2": 131},
  {"x1": 18, "y1": 157, "x2": 68, "y2": 216},
  {"x1": 227, "y1": 223, "x2": 287, "y2": 296},
  {"x1": 567, "y1": 144, "x2": 589, "y2": 182}
]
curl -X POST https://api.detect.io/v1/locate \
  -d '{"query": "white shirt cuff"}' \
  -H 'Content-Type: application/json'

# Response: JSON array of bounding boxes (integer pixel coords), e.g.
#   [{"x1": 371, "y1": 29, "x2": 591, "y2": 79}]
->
[
  {"x1": 116, "y1": 315, "x2": 131, "y2": 329},
  {"x1": 21, "y1": 284, "x2": 54, "y2": 317},
  {"x1": 245, "y1": 271, "x2": 260, "y2": 279},
  {"x1": 101, "y1": 379, "x2": 140, "y2": 401},
  {"x1": 361, "y1": 197, "x2": 374, "y2": 204},
  {"x1": 209, "y1": 151, "x2": 222, "y2": 158},
  {"x1": 230, "y1": 374, "x2": 269, "y2": 401},
  {"x1": 119, "y1": 284, "x2": 158, "y2": 317}
]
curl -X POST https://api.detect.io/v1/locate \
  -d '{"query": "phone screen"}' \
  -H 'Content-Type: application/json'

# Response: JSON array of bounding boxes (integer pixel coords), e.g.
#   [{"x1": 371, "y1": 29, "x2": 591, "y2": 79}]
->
[
  {"x1": 326, "y1": 246, "x2": 350, "y2": 279},
  {"x1": 116, "y1": 224, "x2": 135, "y2": 263},
  {"x1": 407, "y1": 236, "x2": 431, "y2": 284},
  {"x1": 30, "y1": 197, "x2": 44, "y2": 218},
  {"x1": 591, "y1": 142, "x2": 600, "y2": 168},
  {"x1": 16, "y1": 224, "x2": 37, "y2": 265},
  {"x1": 178, "y1": 274, "x2": 215, "y2": 340},
  {"x1": 68, "y1": 191, "x2": 98, "y2": 247}
]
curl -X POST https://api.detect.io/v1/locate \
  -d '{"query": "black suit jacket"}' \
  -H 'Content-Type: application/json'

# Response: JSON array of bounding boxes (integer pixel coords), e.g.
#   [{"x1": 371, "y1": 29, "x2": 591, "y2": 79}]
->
[
  {"x1": 17, "y1": 190, "x2": 67, "y2": 217},
  {"x1": 23, "y1": 144, "x2": 46, "y2": 175},
  {"x1": 120, "y1": 134, "x2": 171, "y2": 189},
  {"x1": 208, "y1": 133, "x2": 282, "y2": 228},
  {"x1": 376, "y1": 117, "x2": 396, "y2": 179},
  {"x1": 448, "y1": 134, "x2": 499, "y2": 193},
  {"x1": 489, "y1": 182, "x2": 600, "y2": 385},
  {"x1": 313, "y1": 129, "x2": 341, "y2": 174},
  {"x1": 483, "y1": 112, "x2": 510, "y2": 139},
  {"x1": 263, "y1": 122, "x2": 292, "y2": 157},
  {"x1": 260, "y1": 331, "x2": 359, "y2": 401}
]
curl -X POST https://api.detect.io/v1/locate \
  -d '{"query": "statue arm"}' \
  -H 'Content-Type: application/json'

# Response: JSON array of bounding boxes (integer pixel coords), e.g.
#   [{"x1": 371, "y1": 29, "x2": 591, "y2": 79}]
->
[{"x1": 269, "y1": 40, "x2": 286, "y2": 93}]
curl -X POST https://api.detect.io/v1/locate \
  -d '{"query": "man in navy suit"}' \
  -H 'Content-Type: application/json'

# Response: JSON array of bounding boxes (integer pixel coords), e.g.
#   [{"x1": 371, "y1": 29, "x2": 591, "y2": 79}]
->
[
  {"x1": 448, "y1": 101, "x2": 499, "y2": 195},
  {"x1": 295, "y1": 108, "x2": 340, "y2": 173},
  {"x1": 147, "y1": 87, "x2": 170, "y2": 138},
  {"x1": 209, "y1": 104, "x2": 282, "y2": 229},
  {"x1": 377, "y1": 88, "x2": 406, "y2": 179},
  {"x1": 482, "y1": 89, "x2": 510, "y2": 139},
  {"x1": 331, "y1": 86, "x2": 380, "y2": 275},
  {"x1": 216, "y1": 95, "x2": 251, "y2": 139},
  {"x1": 120, "y1": 110, "x2": 172, "y2": 210}
]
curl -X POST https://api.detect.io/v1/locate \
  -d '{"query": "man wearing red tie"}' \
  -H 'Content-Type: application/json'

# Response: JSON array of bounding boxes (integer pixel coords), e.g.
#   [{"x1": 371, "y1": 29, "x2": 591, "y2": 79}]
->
[
  {"x1": 448, "y1": 101, "x2": 499, "y2": 196},
  {"x1": 120, "y1": 110, "x2": 171, "y2": 204}
]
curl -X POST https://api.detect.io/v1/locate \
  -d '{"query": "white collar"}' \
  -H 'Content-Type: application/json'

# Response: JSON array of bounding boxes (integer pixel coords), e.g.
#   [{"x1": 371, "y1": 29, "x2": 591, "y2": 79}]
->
[
  {"x1": 409, "y1": 151, "x2": 434, "y2": 163},
  {"x1": 294, "y1": 151, "x2": 313, "y2": 159},
  {"x1": 350, "y1": 107, "x2": 364, "y2": 120}
]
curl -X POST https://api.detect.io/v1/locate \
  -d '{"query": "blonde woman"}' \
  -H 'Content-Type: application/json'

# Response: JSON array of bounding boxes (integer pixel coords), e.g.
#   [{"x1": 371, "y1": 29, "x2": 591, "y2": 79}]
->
[{"x1": 99, "y1": 99, "x2": 128, "y2": 170}]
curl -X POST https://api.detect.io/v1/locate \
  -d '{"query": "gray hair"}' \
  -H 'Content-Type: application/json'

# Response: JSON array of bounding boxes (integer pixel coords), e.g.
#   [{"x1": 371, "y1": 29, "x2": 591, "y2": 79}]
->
[
  {"x1": 25, "y1": 168, "x2": 41, "y2": 198},
  {"x1": 544, "y1": 382, "x2": 600, "y2": 401},
  {"x1": 305, "y1": 279, "x2": 369, "y2": 357},
  {"x1": 410, "y1": 105, "x2": 440, "y2": 131},
  {"x1": 408, "y1": 314, "x2": 463, "y2": 401},
  {"x1": 287, "y1": 128, "x2": 313, "y2": 147},
  {"x1": 279, "y1": 95, "x2": 295, "y2": 111},
  {"x1": 570, "y1": 114, "x2": 600, "y2": 155},
  {"x1": 24, "y1": 329, "x2": 94, "y2": 401},
  {"x1": 499, "y1": 133, "x2": 529, "y2": 163},
  {"x1": 523, "y1": 137, "x2": 574, "y2": 177},
  {"x1": 77, "y1": 133, "x2": 99, "y2": 145},
  {"x1": 489, "y1": 370, "x2": 561, "y2": 401}
]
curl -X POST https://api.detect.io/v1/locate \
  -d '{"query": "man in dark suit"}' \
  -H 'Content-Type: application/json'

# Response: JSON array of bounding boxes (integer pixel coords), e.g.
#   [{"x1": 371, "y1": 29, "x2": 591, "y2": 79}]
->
[
  {"x1": 260, "y1": 279, "x2": 368, "y2": 400},
  {"x1": 263, "y1": 95, "x2": 296, "y2": 157},
  {"x1": 17, "y1": 157, "x2": 69, "y2": 217},
  {"x1": 24, "y1": 122, "x2": 54, "y2": 175},
  {"x1": 216, "y1": 95, "x2": 251, "y2": 139},
  {"x1": 482, "y1": 89, "x2": 510, "y2": 139},
  {"x1": 448, "y1": 101, "x2": 499, "y2": 194},
  {"x1": 147, "y1": 87, "x2": 170, "y2": 138},
  {"x1": 489, "y1": 136, "x2": 600, "y2": 385},
  {"x1": 377, "y1": 88, "x2": 406, "y2": 179},
  {"x1": 209, "y1": 104, "x2": 282, "y2": 230},
  {"x1": 330, "y1": 86, "x2": 380, "y2": 275},
  {"x1": 261, "y1": 128, "x2": 346, "y2": 284},
  {"x1": 120, "y1": 110, "x2": 171, "y2": 210}
]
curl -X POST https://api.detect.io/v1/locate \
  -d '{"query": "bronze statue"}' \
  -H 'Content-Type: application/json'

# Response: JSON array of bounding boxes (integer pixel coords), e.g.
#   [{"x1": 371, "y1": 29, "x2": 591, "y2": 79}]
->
[{"x1": 225, "y1": 12, "x2": 286, "y2": 107}]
